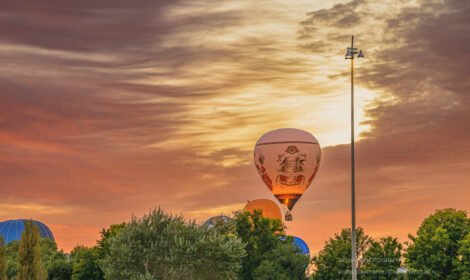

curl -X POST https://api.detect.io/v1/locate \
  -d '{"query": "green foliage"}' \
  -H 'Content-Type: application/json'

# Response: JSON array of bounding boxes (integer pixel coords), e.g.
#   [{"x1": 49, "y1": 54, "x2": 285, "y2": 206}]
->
[
  {"x1": 3, "y1": 208, "x2": 466, "y2": 280},
  {"x1": 252, "y1": 243, "x2": 309, "y2": 280},
  {"x1": 70, "y1": 246, "x2": 104, "y2": 280},
  {"x1": 361, "y1": 237, "x2": 402, "y2": 280},
  {"x1": 311, "y1": 228, "x2": 373, "y2": 280},
  {"x1": 405, "y1": 208, "x2": 470, "y2": 279},
  {"x1": 68, "y1": 223, "x2": 125, "y2": 280},
  {"x1": 17, "y1": 220, "x2": 46, "y2": 280},
  {"x1": 230, "y1": 210, "x2": 309, "y2": 280},
  {"x1": 96, "y1": 223, "x2": 126, "y2": 258},
  {"x1": 233, "y1": 210, "x2": 284, "y2": 279},
  {"x1": 40, "y1": 238, "x2": 72, "y2": 280},
  {"x1": 102, "y1": 208, "x2": 246, "y2": 280},
  {"x1": 0, "y1": 236, "x2": 7, "y2": 280},
  {"x1": 5, "y1": 239, "x2": 71, "y2": 280},
  {"x1": 46, "y1": 257, "x2": 72, "y2": 280},
  {"x1": 455, "y1": 232, "x2": 470, "y2": 279},
  {"x1": 5, "y1": 241, "x2": 19, "y2": 279}
]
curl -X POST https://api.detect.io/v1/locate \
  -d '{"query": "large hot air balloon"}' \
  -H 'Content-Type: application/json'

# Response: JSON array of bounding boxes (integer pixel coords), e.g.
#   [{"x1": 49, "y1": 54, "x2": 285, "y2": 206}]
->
[{"x1": 254, "y1": 128, "x2": 321, "y2": 221}]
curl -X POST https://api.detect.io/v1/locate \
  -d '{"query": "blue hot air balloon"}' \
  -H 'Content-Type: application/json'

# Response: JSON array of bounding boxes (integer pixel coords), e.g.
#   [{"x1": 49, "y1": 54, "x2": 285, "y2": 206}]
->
[
  {"x1": 280, "y1": 235, "x2": 310, "y2": 255},
  {"x1": 292, "y1": 236, "x2": 310, "y2": 255},
  {"x1": 0, "y1": 219, "x2": 55, "y2": 244}
]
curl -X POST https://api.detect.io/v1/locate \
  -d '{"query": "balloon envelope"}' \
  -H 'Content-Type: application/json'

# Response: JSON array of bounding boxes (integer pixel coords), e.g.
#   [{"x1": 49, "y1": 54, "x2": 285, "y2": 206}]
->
[
  {"x1": 292, "y1": 236, "x2": 310, "y2": 255},
  {"x1": 244, "y1": 199, "x2": 282, "y2": 221},
  {"x1": 203, "y1": 215, "x2": 231, "y2": 228},
  {"x1": 279, "y1": 235, "x2": 310, "y2": 255},
  {"x1": 254, "y1": 128, "x2": 321, "y2": 212}
]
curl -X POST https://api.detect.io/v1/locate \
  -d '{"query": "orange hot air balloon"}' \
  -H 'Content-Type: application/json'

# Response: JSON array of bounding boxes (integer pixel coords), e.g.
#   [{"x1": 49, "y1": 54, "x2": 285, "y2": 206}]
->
[
  {"x1": 254, "y1": 128, "x2": 321, "y2": 221},
  {"x1": 244, "y1": 199, "x2": 282, "y2": 221}
]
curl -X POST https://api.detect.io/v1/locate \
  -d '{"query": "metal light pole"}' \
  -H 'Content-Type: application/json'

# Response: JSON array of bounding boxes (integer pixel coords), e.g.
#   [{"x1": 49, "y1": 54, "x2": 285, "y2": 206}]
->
[{"x1": 345, "y1": 35, "x2": 364, "y2": 280}]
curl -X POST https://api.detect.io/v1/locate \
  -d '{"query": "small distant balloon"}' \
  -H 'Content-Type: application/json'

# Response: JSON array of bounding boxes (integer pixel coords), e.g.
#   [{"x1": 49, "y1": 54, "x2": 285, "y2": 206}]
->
[
  {"x1": 203, "y1": 215, "x2": 231, "y2": 228},
  {"x1": 279, "y1": 235, "x2": 310, "y2": 255},
  {"x1": 292, "y1": 236, "x2": 310, "y2": 255},
  {"x1": 254, "y1": 128, "x2": 321, "y2": 221},
  {"x1": 244, "y1": 199, "x2": 282, "y2": 221}
]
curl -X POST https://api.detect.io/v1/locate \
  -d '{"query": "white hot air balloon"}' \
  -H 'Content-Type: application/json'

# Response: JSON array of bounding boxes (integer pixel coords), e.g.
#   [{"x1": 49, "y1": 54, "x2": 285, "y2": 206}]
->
[{"x1": 254, "y1": 128, "x2": 321, "y2": 221}]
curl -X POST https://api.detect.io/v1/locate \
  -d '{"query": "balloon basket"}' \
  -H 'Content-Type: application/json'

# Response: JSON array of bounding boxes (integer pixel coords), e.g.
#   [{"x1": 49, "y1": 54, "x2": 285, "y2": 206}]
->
[{"x1": 285, "y1": 211, "x2": 293, "y2": 221}]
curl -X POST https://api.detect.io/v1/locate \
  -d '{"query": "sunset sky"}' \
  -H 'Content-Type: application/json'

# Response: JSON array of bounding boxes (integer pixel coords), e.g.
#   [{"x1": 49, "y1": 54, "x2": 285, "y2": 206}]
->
[{"x1": 1, "y1": 0, "x2": 469, "y2": 253}]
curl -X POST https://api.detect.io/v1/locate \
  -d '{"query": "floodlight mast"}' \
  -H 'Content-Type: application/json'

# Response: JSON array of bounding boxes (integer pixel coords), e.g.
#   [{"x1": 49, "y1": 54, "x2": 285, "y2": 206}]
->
[{"x1": 344, "y1": 35, "x2": 364, "y2": 280}]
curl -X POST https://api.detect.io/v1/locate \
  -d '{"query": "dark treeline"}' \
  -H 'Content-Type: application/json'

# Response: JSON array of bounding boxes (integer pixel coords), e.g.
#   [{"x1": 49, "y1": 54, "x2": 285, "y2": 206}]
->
[{"x1": 0, "y1": 208, "x2": 468, "y2": 280}]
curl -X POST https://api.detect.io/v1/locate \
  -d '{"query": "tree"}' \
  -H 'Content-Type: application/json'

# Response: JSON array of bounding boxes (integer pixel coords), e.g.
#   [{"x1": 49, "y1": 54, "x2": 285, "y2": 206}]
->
[
  {"x1": 0, "y1": 236, "x2": 7, "y2": 280},
  {"x1": 40, "y1": 238, "x2": 72, "y2": 280},
  {"x1": 405, "y1": 208, "x2": 469, "y2": 279},
  {"x1": 361, "y1": 237, "x2": 402, "y2": 280},
  {"x1": 5, "y1": 238, "x2": 71, "y2": 280},
  {"x1": 68, "y1": 223, "x2": 125, "y2": 280},
  {"x1": 70, "y1": 245, "x2": 104, "y2": 280},
  {"x1": 252, "y1": 243, "x2": 309, "y2": 280},
  {"x1": 46, "y1": 257, "x2": 72, "y2": 280},
  {"x1": 96, "y1": 223, "x2": 126, "y2": 258},
  {"x1": 17, "y1": 220, "x2": 46, "y2": 280},
  {"x1": 5, "y1": 240, "x2": 19, "y2": 279},
  {"x1": 102, "y1": 208, "x2": 245, "y2": 280},
  {"x1": 454, "y1": 232, "x2": 470, "y2": 279},
  {"x1": 232, "y1": 210, "x2": 288, "y2": 280},
  {"x1": 311, "y1": 228, "x2": 373, "y2": 280},
  {"x1": 227, "y1": 210, "x2": 310, "y2": 280}
]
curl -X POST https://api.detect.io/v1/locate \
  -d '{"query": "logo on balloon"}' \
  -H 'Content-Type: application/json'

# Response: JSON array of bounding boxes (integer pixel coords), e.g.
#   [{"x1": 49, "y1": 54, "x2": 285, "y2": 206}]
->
[
  {"x1": 277, "y1": 146, "x2": 306, "y2": 186},
  {"x1": 255, "y1": 153, "x2": 273, "y2": 191}
]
